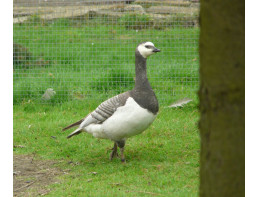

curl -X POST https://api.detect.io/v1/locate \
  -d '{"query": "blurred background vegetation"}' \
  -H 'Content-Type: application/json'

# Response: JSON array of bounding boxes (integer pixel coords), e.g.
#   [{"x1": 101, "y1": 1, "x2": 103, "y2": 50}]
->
[{"x1": 13, "y1": 1, "x2": 200, "y2": 105}]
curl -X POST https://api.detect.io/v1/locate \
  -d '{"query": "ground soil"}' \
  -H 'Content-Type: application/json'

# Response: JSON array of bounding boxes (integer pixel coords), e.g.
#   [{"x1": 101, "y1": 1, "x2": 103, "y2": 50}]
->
[{"x1": 13, "y1": 154, "x2": 64, "y2": 197}]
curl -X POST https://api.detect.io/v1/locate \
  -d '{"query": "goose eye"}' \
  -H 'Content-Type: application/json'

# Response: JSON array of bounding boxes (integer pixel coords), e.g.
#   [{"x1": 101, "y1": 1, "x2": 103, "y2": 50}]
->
[{"x1": 145, "y1": 45, "x2": 151, "y2": 49}]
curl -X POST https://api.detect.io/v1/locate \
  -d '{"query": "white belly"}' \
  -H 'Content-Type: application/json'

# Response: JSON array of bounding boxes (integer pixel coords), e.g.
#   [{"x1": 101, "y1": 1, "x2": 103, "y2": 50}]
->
[{"x1": 84, "y1": 97, "x2": 157, "y2": 141}]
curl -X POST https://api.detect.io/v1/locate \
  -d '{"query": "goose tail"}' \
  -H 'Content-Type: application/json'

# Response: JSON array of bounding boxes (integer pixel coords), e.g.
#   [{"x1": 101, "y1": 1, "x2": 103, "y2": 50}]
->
[
  {"x1": 67, "y1": 128, "x2": 82, "y2": 139},
  {"x1": 62, "y1": 119, "x2": 84, "y2": 131}
]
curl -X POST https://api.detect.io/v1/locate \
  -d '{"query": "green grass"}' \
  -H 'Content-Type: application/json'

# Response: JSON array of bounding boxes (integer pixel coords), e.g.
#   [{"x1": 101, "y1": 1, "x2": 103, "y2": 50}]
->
[
  {"x1": 13, "y1": 16, "x2": 199, "y2": 105},
  {"x1": 13, "y1": 16, "x2": 200, "y2": 196},
  {"x1": 13, "y1": 100, "x2": 200, "y2": 196}
]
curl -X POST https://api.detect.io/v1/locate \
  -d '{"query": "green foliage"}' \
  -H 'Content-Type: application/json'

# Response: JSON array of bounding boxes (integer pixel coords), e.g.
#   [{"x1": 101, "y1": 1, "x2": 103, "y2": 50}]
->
[
  {"x1": 90, "y1": 68, "x2": 134, "y2": 92},
  {"x1": 13, "y1": 43, "x2": 32, "y2": 69},
  {"x1": 27, "y1": 14, "x2": 45, "y2": 24},
  {"x1": 119, "y1": 14, "x2": 153, "y2": 30},
  {"x1": 13, "y1": 18, "x2": 199, "y2": 105}
]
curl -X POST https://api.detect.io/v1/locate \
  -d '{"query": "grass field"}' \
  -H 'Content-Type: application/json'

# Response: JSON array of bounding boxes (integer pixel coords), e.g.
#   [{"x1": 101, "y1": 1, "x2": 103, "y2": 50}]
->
[
  {"x1": 14, "y1": 100, "x2": 200, "y2": 196},
  {"x1": 13, "y1": 16, "x2": 199, "y2": 105},
  {"x1": 13, "y1": 15, "x2": 200, "y2": 196}
]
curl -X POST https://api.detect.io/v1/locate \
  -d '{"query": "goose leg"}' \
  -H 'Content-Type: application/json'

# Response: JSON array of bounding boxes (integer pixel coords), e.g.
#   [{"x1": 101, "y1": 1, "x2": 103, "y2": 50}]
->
[
  {"x1": 117, "y1": 140, "x2": 126, "y2": 163},
  {"x1": 110, "y1": 142, "x2": 118, "y2": 160}
]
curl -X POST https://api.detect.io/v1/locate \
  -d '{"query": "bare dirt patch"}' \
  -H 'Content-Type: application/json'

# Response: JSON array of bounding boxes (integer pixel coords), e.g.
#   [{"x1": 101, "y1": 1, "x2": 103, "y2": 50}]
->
[{"x1": 13, "y1": 154, "x2": 65, "y2": 196}]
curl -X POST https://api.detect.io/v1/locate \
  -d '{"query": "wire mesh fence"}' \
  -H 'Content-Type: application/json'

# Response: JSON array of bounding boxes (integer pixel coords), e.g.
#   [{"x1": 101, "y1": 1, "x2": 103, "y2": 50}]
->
[{"x1": 13, "y1": 0, "x2": 200, "y2": 105}]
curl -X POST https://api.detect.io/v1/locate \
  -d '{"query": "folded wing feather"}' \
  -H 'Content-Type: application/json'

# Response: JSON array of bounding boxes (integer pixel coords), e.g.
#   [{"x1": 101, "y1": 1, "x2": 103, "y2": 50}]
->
[{"x1": 64, "y1": 92, "x2": 130, "y2": 138}]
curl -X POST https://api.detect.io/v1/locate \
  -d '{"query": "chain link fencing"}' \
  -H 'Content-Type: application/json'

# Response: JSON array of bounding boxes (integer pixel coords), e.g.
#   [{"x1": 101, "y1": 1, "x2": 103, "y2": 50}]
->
[{"x1": 13, "y1": 0, "x2": 200, "y2": 105}]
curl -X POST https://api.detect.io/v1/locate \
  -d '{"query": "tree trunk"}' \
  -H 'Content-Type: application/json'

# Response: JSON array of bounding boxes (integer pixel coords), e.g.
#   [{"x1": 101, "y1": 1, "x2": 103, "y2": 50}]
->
[{"x1": 199, "y1": 0, "x2": 245, "y2": 196}]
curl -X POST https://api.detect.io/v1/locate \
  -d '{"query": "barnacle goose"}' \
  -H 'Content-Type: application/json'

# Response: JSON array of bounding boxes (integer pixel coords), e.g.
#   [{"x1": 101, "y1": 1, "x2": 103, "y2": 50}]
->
[{"x1": 62, "y1": 42, "x2": 161, "y2": 162}]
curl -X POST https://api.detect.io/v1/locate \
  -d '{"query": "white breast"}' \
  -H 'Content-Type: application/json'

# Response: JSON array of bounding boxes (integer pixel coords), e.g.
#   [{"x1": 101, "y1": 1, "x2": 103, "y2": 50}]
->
[{"x1": 83, "y1": 97, "x2": 157, "y2": 141}]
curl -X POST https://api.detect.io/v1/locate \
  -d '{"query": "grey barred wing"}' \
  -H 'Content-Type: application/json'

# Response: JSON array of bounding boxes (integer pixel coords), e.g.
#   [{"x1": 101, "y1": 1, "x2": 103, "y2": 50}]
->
[
  {"x1": 79, "y1": 92, "x2": 130, "y2": 128},
  {"x1": 91, "y1": 92, "x2": 130, "y2": 122}
]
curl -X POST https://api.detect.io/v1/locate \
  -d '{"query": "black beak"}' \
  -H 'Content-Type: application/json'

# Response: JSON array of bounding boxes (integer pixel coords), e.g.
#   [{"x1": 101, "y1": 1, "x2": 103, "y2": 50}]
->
[{"x1": 153, "y1": 48, "x2": 161, "y2": 53}]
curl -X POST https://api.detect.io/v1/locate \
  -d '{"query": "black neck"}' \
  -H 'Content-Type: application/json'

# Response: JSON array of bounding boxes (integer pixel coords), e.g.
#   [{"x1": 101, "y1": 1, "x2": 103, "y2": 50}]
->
[
  {"x1": 134, "y1": 51, "x2": 152, "y2": 91},
  {"x1": 130, "y1": 50, "x2": 159, "y2": 114}
]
